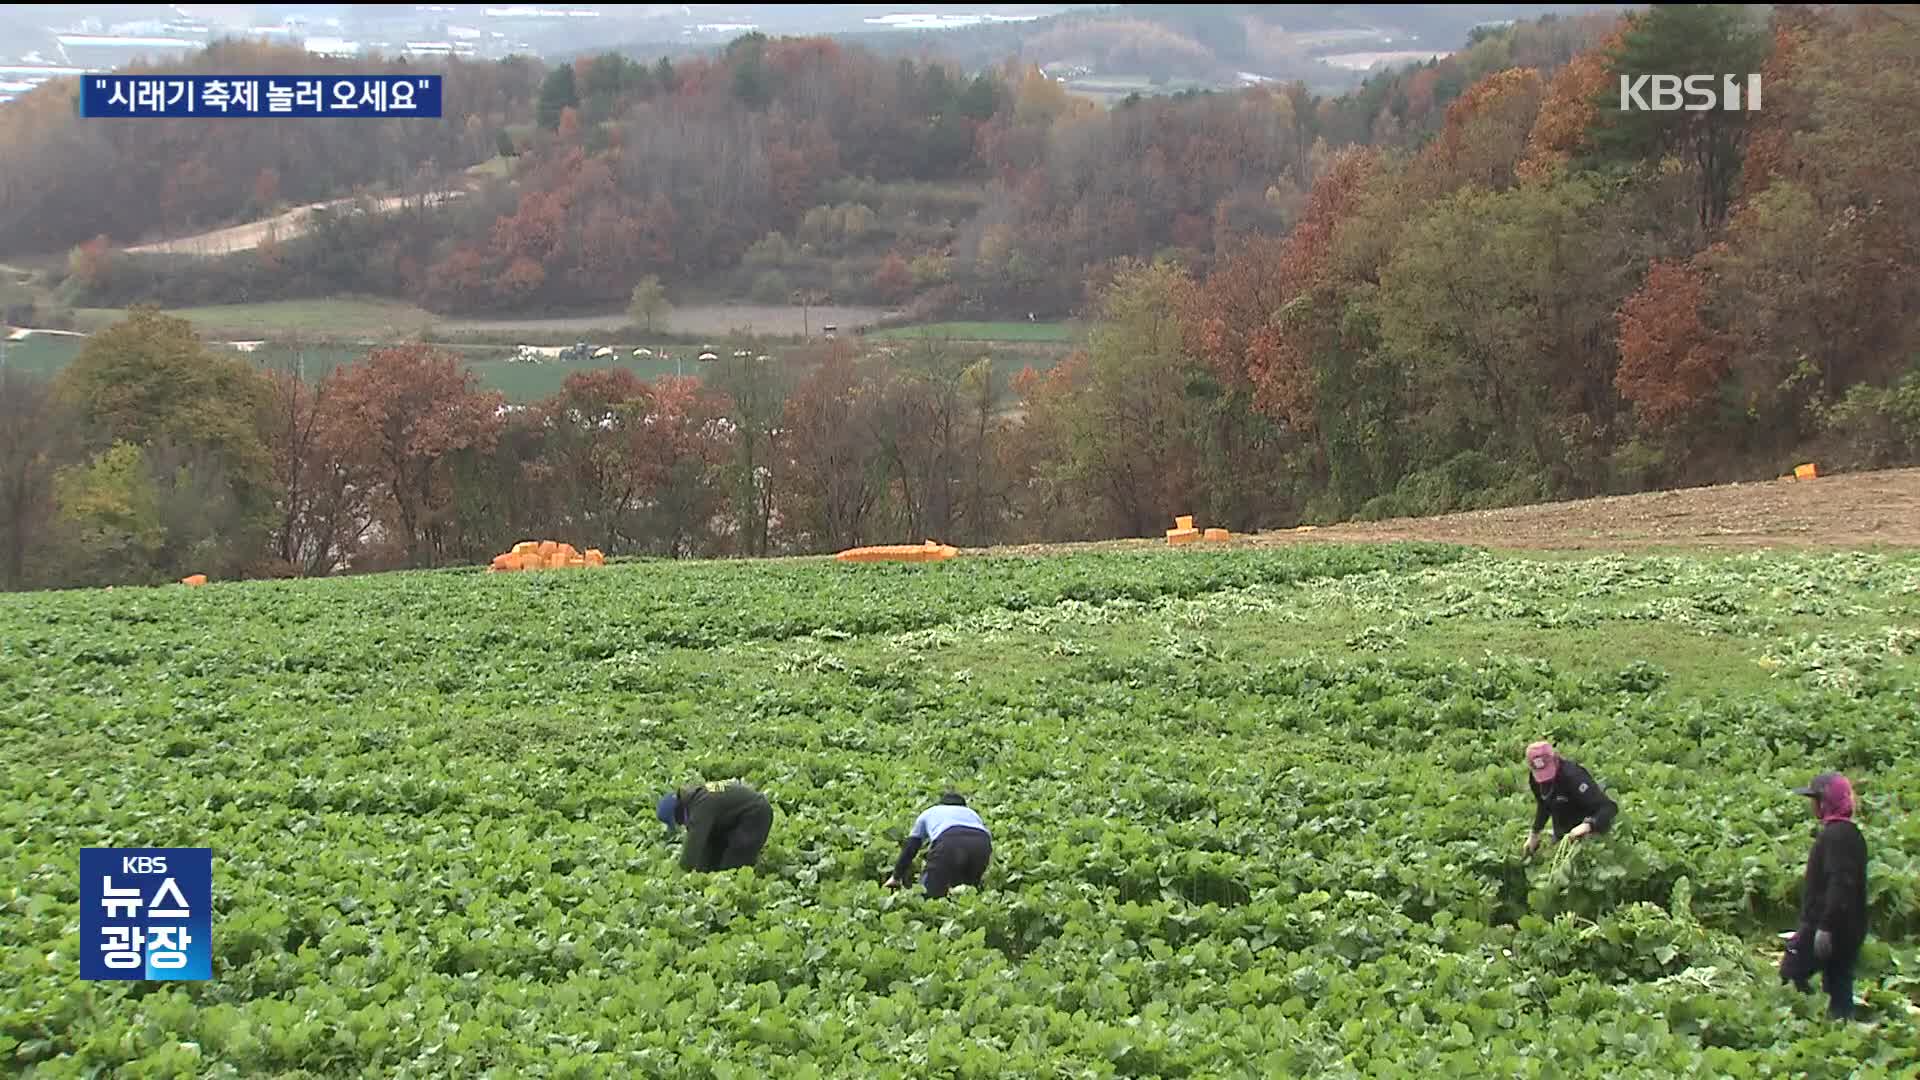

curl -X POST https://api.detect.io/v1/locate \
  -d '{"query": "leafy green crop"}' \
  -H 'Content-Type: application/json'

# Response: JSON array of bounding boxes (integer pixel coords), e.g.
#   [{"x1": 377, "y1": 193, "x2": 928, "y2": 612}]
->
[{"x1": 4, "y1": 544, "x2": 1919, "y2": 1077}]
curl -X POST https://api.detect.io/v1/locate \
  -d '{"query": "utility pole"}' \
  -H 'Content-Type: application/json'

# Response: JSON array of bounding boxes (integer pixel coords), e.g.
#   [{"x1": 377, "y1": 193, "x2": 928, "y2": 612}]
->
[{"x1": 791, "y1": 288, "x2": 828, "y2": 340}]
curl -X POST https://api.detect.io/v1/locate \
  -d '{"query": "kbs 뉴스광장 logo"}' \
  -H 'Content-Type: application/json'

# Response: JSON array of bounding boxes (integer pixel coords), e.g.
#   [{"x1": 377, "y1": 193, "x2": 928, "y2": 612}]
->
[{"x1": 79, "y1": 848, "x2": 213, "y2": 981}]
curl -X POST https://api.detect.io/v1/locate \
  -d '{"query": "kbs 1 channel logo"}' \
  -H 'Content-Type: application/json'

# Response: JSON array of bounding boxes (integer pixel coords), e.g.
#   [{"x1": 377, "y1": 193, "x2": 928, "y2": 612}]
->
[
  {"x1": 80, "y1": 848, "x2": 213, "y2": 981},
  {"x1": 1618, "y1": 73, "x2": 1763, "y2": 113}
]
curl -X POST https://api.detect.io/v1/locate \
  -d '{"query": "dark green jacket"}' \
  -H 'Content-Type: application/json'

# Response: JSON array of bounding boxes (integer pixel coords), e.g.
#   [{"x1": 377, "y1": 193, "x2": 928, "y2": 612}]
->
[{"x1": 677, "y1": 781, "x2": 769, "y2": 871}]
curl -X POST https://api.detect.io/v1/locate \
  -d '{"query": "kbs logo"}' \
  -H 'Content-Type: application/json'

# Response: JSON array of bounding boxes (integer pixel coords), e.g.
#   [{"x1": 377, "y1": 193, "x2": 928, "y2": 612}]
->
[
  {"x1": 1619, "y1": 74, "x2": 1763, "y2": 112},
  {"x1": 80, "y1": 847, "x2": 213, "y2": 981}
]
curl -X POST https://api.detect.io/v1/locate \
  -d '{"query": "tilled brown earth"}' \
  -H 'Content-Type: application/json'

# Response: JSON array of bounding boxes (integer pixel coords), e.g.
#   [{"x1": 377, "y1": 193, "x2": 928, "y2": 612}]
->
[{"x1": 976, "y1": 468, "x2": 1920, "y2": 555}]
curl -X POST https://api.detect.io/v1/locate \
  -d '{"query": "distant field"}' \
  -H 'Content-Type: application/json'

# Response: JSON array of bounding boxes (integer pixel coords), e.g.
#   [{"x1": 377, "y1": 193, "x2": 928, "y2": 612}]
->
[
  {"x1": 74, "y1": 299, "x2": 439, "y2": 339},
  {"x1": 869, "y1": 320, "x2": 1080, "y2": 343},
  {"x1": 62, "y1": 300, "x2": 1082, "y2": 346},
  {"x1": 1063, "y1": 75, "x2": 1216, "y2": 105},
  {"x1": 6, "y1": 334, "x2": 704, "y2": 403},
  {"x1": 0, "y1": 334, "x2": 85, "y2": 377},
  {"x1": 6, "y1": 335, "x2": 441, "y2": 387},
  {"x1": 15, "y1": 307, "x2": 1074, "y2": 404},
  {"x1": 437, "y1": 303, "x2": 898, "y2": 338}
]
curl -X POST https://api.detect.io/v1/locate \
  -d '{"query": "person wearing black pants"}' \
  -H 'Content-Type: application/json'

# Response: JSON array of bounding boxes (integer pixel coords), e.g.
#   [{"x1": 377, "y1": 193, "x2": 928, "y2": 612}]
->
[
  {"x1": 1780, "y1": 772, "x2": 1869, "y2": 1020},
  {"x1": 657, "y1": 780, "x2": 775, "y2": 872},
  {"x1": 885, "y1": 792, "x2": 992, "y2": 898}
]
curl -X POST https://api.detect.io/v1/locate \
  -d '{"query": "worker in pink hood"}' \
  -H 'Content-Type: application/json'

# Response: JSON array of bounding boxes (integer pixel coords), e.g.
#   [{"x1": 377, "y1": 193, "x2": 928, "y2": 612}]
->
[
  {"x1": 1523, "y1": 741, "x2": 1618, "y2": 856},
  {"x1": 1780, "y1": 772, "x2": 1869, "y2": 1020}
]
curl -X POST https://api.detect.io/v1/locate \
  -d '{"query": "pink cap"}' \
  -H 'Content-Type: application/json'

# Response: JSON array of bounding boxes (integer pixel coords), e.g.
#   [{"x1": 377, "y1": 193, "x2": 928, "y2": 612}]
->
[{"x1": 1526, "y1": 741, "x2": 1559, "y2": 782}]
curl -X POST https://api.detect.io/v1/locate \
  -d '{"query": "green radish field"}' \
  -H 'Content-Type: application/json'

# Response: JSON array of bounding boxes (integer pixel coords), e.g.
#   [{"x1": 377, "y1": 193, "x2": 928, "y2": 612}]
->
[{"x1": 4, "y1": 544, "x2": 1919, "y2": 1076}]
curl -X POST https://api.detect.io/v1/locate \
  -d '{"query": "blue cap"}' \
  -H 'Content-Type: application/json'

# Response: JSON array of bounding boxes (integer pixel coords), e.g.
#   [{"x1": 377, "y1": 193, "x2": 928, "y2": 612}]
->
[{"x1": 657, "y1": 791, "x2": 681, "y2": 830}]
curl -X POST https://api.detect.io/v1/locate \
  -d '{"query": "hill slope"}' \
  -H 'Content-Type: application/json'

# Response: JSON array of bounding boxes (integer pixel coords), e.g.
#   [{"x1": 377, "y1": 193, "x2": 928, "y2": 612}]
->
[{"x1": 985, "y1": 468, "x2": 1920, "y2": 554}]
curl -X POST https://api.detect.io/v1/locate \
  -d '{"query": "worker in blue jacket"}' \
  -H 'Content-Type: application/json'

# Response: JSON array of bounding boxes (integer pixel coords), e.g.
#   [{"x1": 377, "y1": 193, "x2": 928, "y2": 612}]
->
[{"x1": 884, "y1": 792, "x2": 992, "y2": 898}]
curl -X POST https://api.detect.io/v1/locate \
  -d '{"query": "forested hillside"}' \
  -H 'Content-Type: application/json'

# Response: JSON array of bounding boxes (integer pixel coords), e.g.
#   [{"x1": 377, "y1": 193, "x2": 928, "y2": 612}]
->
[
  {"x1": 0, "y1": 41, "x2": 540, "y2": 257},
  {"x1": 10, "y1": 14, "x2": 1622, "y2": 320},
  {"x1": 1, "y1": 4, "x2": 1917, "y2": 591}
]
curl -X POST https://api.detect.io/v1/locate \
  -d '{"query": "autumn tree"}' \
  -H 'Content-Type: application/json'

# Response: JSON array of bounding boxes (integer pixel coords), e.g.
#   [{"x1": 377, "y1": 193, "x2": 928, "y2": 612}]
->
[
  {"x1": 536, "y1": 369, "x2": 667, "y2": 551},
  {"x1": 1420, "y1": 67, "x2": 1548, "y2": 194},
  {"x1": 316, "y1": 345, "x2": 504, "y2": 568},
  {"x1": 857, "y1": 336, "x2": 1002, "y2": 544},
  {"x1": 637, "y1": 376, "x2": 734, "y2": 556},
  {"x1": 1023, "y1": 259, "x2": 1206, "y2": 539},
  {"x1": 1586, "y1": 4, "x2": 1769, "y2": 231},
  {"x1": 54, "y1": 308, "x2": 277, "y2": 576},
  {"x1": 1189, "y1": 146, "x2": 1380, "y2": 430},
  {"x1": 52, "y1": 441, "x2": 166, "y2": 585},
  {"x1": 262, "y1": 367, "x2": 374, "y2": 577},
  {"x1": 778, "y1": 344, "x2": 889, "y2": 550},
  {"x1": 873, "y1": 253, "x2": 913, "y2": 304},
  {"x1": 1614, "y1": 257, "x2": 1730, "y2": 431},
  {"x1": 628, "y1": 275, "x2": 671, "y2": 332},
  {"x1": 1376, "y1": 176, "x2": 1637, "y2": 494},
  {"x1": 0, "y1": 371, "x2": 72, "y2": 588},
  {"x1": 708, "y1": 343, "x2": 790, "y2": 556},
  {"x1": 1518, "y1": 20, "x2": 1630, "y2": 185},
  {"x1": 537, "y1": 62, "x2": 579, "y2": 131},
  {"x1": 67, "y1": 235, "x2": 113, "y2": 291}
]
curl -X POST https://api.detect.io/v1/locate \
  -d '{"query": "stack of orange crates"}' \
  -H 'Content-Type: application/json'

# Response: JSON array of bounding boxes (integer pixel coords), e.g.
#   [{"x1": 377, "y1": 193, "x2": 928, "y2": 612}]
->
[
  {"x1": 1168, "y1": 516, "x2": 1233, "y2": 544},
  {"x1": 489, "y1": 540, "x2": 606, "y2": 572},
  {"x1": 835, "y1": 539, "x2": 959, "y2": 563}
]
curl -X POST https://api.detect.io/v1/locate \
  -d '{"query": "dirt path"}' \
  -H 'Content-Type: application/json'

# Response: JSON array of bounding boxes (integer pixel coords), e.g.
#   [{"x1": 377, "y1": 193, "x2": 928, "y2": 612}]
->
[
  {"x1": 979, "y1": 468, "x2": 1920, "y2": 556},
  {"x1": 126, "y1": 191, "x2": 465, "y2": 256},
  {"x1": 436, "y1": 303, "x2": 901, "y2": 338}
]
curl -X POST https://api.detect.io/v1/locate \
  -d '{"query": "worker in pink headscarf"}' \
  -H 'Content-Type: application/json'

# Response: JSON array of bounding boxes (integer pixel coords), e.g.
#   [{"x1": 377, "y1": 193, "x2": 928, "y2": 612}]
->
[
  {"x1": 1523, "y1": 741, "x2": 1619, "y2": 856},
  {"x1": 1780, "y1": 772, "x2": 1870, "y2": 1020}
]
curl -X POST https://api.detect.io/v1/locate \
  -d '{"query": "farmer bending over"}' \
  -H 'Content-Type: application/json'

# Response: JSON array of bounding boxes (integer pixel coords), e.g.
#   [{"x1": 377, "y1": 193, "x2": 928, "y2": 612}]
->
[
  {"x1": 657, "y1": 779, "x2": 775, "y2": 872},
  {"x1": 1523, "y1": 741, "x2": 1618, "y2": 855},
  {"x1": 885, "y1": 792, "x2": 992, "y2": 898}
]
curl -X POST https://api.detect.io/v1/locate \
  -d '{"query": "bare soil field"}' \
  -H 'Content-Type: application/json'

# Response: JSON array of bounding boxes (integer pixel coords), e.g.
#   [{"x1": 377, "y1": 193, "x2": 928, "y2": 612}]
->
[
  {"x1": 436, "y1": 303, "x2": 900, "y2": 338},
  {"x1": 979, "y1": 468, "x2": 1920, "y2": 556}
]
